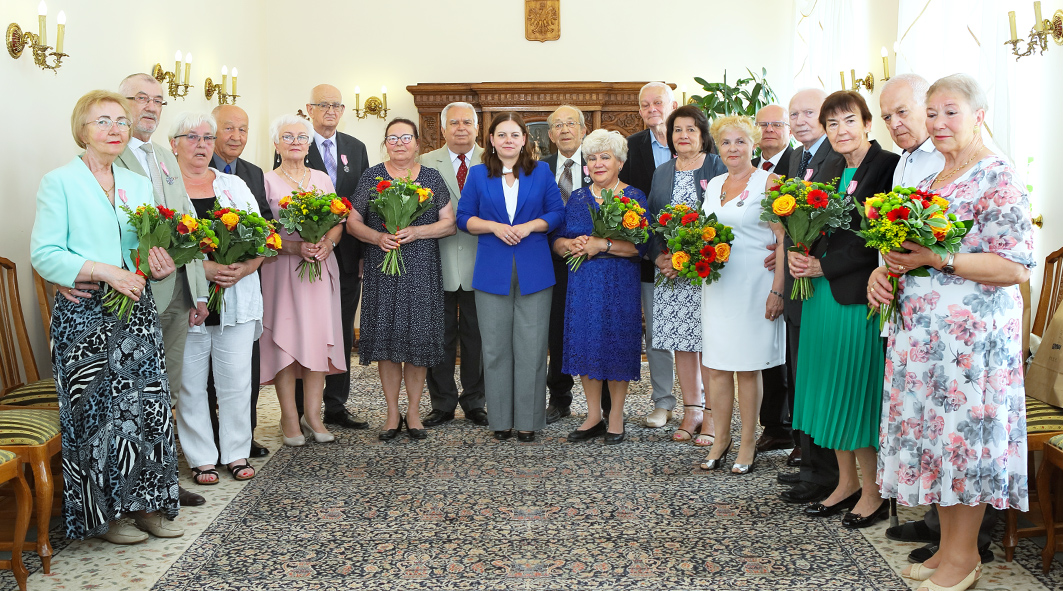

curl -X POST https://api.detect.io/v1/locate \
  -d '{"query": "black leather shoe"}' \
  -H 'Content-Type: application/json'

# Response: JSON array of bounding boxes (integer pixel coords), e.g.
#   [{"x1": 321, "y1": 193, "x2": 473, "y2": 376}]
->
[
  {"x1": 842, "y1": 500, "x2": 890, "y2": 529},
  {"x1": 422, "y1": 409, "x2": 455, "y2": 427},
  {"x1": 178, "y1": 486, "x2": 206, "y2": 507},
  {"x1": 493, "y1": 430, "x2": 513, "y2": 440},
  {"x1": 780, "y1": 481, "x2": 833, "y2": 504},
  {"x1": 603, "y1": 429, "x2": 625, "y2": 445},
  {"x1": 908, "y1": 542, "x2": 994, "y2": 564},
  {"x1": 886, "y1": 519, "x2": 940, "y2": 544},
  {"x1": 517, "y1": 431, "x2": 535, "y2": 442},
  {"x1": 324, "y1": 410, "x2": 370, "y2": 430},
  {"x1": 465, "y1": 408, "x2": 489, "y2": 426},
  {"x1": 777, "y1": 471, "x2": 800, "y2": 485},
  {"x1": 567, "y1": 421, "x2": 607, "y2": 441},
  {"x1": 755, "y1": 434, "x2": 794, "y2": 453},
  {"x1": 249, "y1": 440, "x2": 270, "y2": 457},
  {"x1": 545, "y1": 405, "x2": 571, "y2": 424},
  {"x1": 804, "y1": 490, "x2": 861, "y2": 517},
  {"x1": 379, "y1": 415, "x2": 404, "y2": 441},
  {"x1": 786, "y1": 446, "x2": 802, "y2": 467}
]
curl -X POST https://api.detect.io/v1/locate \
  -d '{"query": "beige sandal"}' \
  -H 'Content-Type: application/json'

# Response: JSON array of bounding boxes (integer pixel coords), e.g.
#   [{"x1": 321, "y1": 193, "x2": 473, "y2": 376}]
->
[{"x1": 672, "y1": 405, "x2": 704, "y2": 442}]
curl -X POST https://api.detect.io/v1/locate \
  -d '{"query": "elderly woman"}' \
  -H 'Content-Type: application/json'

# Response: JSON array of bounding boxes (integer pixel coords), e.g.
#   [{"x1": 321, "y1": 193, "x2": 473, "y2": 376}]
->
[
  {"x1": 870, "y1": 74, "x2": 1033, "y2": 591},
  {"x1": 457, "y1": 112, "x2": 565, "y2": 442},
  {"x1": 347, "y1": 118, "x2": 455, "y2": 441},
  {"x1": 648, "y1": 105, "x2": 726, "y2": 444},
  {"x1": 552, "y1": 129, "x2": 649, "y2": 445},
  {"x1": 259, "y1": 114, "x2": 345, "y2": 446},
  {"x1": 30, "y1": 90, "x2": 181, "y2": 543},
  {"x1": 169, "y1": 112, "x2": 264, "y2": 484},
  {"x1": 699, "y1": 115, "x2": 785, "y2": 475},
  {"x1": 787, "y1": 92, "x2": 897, "y2": 525}
]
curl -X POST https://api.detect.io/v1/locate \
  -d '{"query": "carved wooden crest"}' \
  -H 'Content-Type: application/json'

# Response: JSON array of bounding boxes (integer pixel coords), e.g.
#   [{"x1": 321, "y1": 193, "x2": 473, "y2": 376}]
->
[{"x1": 525, "y1": 0, "x2": 560, "y2": 42}]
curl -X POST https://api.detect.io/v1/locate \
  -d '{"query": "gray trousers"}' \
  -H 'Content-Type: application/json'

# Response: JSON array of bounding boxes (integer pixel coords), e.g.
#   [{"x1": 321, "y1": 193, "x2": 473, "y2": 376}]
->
[
  {"x1": 159, "y1": 268, "x2": 192, "y2": 407},
  {"x1": 476, "y1": 266, "x2": 550, "y2": 432},
  {"x1": 641, "y1": 281, "x2": 675, "y2": 410}
]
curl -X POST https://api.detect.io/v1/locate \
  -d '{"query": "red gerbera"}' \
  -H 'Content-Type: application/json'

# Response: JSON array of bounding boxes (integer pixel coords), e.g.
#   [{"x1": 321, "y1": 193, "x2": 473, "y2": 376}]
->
[
  {"x1": 681, "y1": 212, "x2": 699, "y2": 225},
  {"x1": 620, "y1": 196, "x2": 630, "y2": 203},
  {"x1": 806, "y1": 189, "x2": 829, "y2": 208},
  {"x1": 695, "y1": 261, "x2": 711, "y2": 278},
  {"x1": 700, "y1": 247, "x2": 716, "y2": 263},
  {"x1": 886, "y1": 207, "x2": 911, "y2": 222},
  {"x1": 658, "y1": 213, "x2": 673, "y2": 224},
  {"x1": 376, "y1": 180, "x2": 392, "y2": 192}
]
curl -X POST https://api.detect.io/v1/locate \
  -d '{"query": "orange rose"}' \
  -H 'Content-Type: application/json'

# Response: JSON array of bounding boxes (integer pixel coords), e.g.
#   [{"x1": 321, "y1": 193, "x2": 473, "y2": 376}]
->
[
  {"x1": 279, "y1": 195, "x2": 293, "y2": 209},
  {"x1": 671, "y1": 251, "x2": 690, "y2": 270},
  {"x1": 702, "y1": 226, "x2": 717, "y2": 241},
  {"x1": 220, "y1": 211, "x2": 240, "y2": 231},
  {"x1": 622, "y1": 210, "x2": 641, "y2": 229},
  {"x1": 177, "y1": 214, "x2": 198, "y2": 234},
  {"x1": 714, "y1": 243, "x2": 731, "y2": 262},
  {"x1": 329, "y1": 198, "x2": 348, "y2": 215},
  {"x1": 931, "y1": 223, "x2": 950, "y2": 240},
  {"x1": 772, "y1": 195, "x2": 797, "y2": 216},
  {"x1": 416, "y1": 187, "x2": 432, "y2": 203},
  {"x1": 266, "y1": 232, "x2": 282, "y2": 249}
]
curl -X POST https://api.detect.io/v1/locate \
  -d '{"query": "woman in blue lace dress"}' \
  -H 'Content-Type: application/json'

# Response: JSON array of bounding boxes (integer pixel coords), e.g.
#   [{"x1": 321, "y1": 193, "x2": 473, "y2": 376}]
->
[{"x1": 552, "y1": 129, "x2": 649, "y2": 445}]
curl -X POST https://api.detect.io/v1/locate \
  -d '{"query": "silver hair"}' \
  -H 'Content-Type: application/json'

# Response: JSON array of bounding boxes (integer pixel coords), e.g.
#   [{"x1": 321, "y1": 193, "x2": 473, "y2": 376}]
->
[
  {"x1": 547, "y1": 105, "x2": 586, "y2": 128},
  {"x1": 440, "y1": 102, "x2": 478, "y2": 128},
  {"x1": 881, "y1": 73, "x2": 930, "y2": 106},
  {"x1": 581, "y1": 128, "x2": 628, "y2": 163},
  {"x1": 928, "y1": 73, "x2": 988, "y2": 112},
  {"x1": 639, "y1": 82, "x2": 675, "y2": 105},
  {"x1": 118, "y1": 72, "x2": 161, "y2": 96},
  {"x1": 269, "y1": 114, "x2": 314, "y2": 144},
  {"x1": 168, "y1": 112, "x2": 217, "y2": 141}
]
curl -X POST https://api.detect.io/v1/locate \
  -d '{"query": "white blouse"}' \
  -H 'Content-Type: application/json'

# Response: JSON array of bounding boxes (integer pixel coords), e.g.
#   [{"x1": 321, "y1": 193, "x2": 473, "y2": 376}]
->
[{"x1": 502, "y1": 172, "x2": 519, "y2": 223}]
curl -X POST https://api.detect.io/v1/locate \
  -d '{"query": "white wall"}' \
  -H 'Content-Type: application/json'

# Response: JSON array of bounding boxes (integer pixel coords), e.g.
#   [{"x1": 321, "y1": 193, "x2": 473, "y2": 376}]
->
[{"x1": 2, "y1": 0, "x2": 902, "y2": 374}]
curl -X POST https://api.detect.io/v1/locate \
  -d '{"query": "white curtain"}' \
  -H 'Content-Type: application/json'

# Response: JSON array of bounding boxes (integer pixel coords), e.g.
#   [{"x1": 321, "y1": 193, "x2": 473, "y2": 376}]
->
[{"x1": 792, "y1": 0, "x2": 856, "y2": 91}]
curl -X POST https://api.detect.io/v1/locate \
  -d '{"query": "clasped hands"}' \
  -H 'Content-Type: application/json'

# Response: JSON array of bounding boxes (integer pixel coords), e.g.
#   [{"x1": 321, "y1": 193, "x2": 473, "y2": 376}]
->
[
  {"x1": 492, "y1": 222, "x2": 533, "y2": 246},
  {"x1": 298, "y1": 236, "x2": 336, "y2": 261},
  {"x1": 376, "y1": 226, "x2": 425, "y2": 253},
  {"x1": 561, "y1": 235, "x2": 608, "y2": 258},
  {"x1": 867, "y1": 240, "x2": 940, "y2": 306}
]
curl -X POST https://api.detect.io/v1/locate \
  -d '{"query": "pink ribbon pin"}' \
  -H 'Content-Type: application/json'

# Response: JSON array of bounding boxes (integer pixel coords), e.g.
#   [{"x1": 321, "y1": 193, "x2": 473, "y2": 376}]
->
[
  {"x1": 583, "y1": 165, "x2": 589, "y2": 176},
  {"x1": 340, "y1": 154, "x2": 349, "y2": 166},
  {"x1": 118, "y1": 189, "x2": 127, "y2": 204},
  {"x1": 847, "y1": 180, "x2": 858, "y2": 194},
  {"x1": 803, "y1": 169, "x2": 814, "y2": 181},
  {"x1": 700, "y1": 179, "x2": 708, "y2": 190},
  {"x1": 160, "y1": 162, "x2": 170, "y2": 177},
  {"x1": 223, "y1": 190, "x2": 233, "y2": 203}
]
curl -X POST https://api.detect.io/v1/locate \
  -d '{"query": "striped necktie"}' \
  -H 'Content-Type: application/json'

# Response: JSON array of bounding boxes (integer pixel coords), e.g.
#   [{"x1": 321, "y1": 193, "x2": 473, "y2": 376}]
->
[{"x1": 139, "y1": 143, "x2": 165, "y2": 202}]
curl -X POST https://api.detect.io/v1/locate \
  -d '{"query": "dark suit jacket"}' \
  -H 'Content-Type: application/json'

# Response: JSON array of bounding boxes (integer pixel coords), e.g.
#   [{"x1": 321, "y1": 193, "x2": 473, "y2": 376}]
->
[
  {"x1": 212, "y1": 154, "x2": 269, "y2": 219},
  {"x1": 541, "y1": 152, "x2": 591, "y2": 187},
  {"x1": 752, "y1": 145, "x2": 795, "y2": 175},
  {"x1": 619, "y1": 128, "x2": 718, "y2": 196},
  {"x1": 782, "y1": 137, "x2": 845, "y2": 325},
  {"x1": 274, "y1": 131, "x2": 370, "y2": 274},
  {"x1": 646, "y1": 155, "x2": 726, "y2": 260},
  {"x1": 817, "y1": 140, "x2": 899, "y2": 305}
]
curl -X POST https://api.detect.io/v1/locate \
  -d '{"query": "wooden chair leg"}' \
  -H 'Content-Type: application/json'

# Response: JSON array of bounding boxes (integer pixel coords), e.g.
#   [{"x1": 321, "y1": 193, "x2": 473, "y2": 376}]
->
[
  {"x1": 26, "y1": 448, "x2": 53, "y2": 574},
  {"x1": 1004, "y1": 507, "x2": 1017, "y2": 561},
  {"x1": 10, "y1": 461, "x2": 31, "y2": 591}
]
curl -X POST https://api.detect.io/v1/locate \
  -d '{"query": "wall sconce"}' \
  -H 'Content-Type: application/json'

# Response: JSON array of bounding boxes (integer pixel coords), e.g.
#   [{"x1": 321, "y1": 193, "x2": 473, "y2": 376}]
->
[
  {"x1": 205, "y1": 66, "x2": 239, "y2": 105},
  {"x1": 850, "y1": 69, "x2": 875, "y2": 93},
  {"x1": 880, "y1": 47, "x2": 891, "y2": 82},
  {"x1": 6, "y1": 1, "x2": 67, "y2": 72},
  {"x1": 1006, "y1": 2, "x2": 1063, "y2": 59},
  {"x1": 353, "y1": 86, "x2": 389, "y2": 119},
  {"x1": 152, "y1": 51, "x2": 193, "y2": 99}
]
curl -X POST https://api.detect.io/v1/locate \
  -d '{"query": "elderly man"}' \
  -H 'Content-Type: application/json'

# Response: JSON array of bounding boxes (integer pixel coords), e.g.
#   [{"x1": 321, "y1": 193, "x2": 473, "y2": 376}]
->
[
  {"x1": 115, "y1": 73, "x2": 210, "y2": 516},
  {"x1": 422, "y1": 102, "x2": 489, "y2": 428},
  {"x1": 275, "y1": 84, "x2": 370, "y2": 430},
  {"x1": 617, "y1": 82, "x2": 680, "y2": 428},
  {"x1": 776, "y1": 88, "x2": 846, "y2": 505},
  {"x1": 205, "y1": 104, "x2": 270, "y2": 458},
  {"x1": 753, "y1": 103, "x2": 797, "y2": 456}
]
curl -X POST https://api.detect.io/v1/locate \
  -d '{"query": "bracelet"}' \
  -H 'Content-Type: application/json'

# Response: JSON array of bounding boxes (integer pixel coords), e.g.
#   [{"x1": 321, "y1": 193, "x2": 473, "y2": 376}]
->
[
  {"x1": 328, "y1": 238, "x2": 337, "y2": 249},
  {"x1": 89, "y1": 261, "x2": 96, "y2": 282},
  {"x1": 605, "y1": 239, "x2": 613, "y2": 253},
  {"x1": 769, "y1": 289, "x2": 783, "y2": 298}
]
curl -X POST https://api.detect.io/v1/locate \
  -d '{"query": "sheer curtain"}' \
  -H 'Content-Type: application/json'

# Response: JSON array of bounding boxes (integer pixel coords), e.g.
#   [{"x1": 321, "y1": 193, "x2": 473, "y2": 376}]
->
[{"x1": 792, "y1": 0, "x2": 856, "y2": 91}]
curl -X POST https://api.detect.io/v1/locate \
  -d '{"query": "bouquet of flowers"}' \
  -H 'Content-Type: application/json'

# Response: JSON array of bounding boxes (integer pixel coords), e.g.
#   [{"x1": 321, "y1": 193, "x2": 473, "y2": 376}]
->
[
  {"x1": 102, "y1": 204, "x2": 210, "y2": 320},
  {"x1": 652, "y1": 204, "x2": 734, "y2": 288},
  {"x1": 277, "y1": 189, "x2": 352, "y2": 281},
  {"x1": 565, "y1": 189, "x2": 649, "y2": 272},
  {"x1": 760, "y1": 177, "x2": 853, "y2": 300},
  {"x1": 367, "y1": 177, "x2": 434, "y2": 275},
  {"x1": 202, "y1": 205, "x2": 282, "y2": 312},
  {"x1": 856, "y1": 186, "x2": 972, "y2": 327}
]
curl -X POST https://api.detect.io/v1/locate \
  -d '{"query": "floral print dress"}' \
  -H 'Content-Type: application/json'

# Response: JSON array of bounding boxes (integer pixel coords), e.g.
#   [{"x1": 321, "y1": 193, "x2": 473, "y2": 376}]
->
[{"x1": 877, "y1": 156, "x2": 1035, "y2": 511}]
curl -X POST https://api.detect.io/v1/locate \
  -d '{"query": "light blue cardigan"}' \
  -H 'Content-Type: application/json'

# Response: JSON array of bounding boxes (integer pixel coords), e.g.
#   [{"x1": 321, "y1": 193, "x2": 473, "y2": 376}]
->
[{"x1": 31, "y1": 156, "x2": 154, "y2": 287}]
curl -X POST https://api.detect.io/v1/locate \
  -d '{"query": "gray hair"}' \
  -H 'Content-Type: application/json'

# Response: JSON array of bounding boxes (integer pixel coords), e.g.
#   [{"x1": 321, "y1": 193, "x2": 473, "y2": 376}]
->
[
  {"x1": 581, "y1": 129, "x2": 628, "y2": 163},
  {"x1": 118, "y1": 72, "x2": 161, "y2": 96},
  {"x1": 168, "y1": 112, "x2": 217, "y2": 141},
  {"x1": 882, "y1": 73, "x2": 930, "y2": 106},
  {"x1": 928, "y1": 73, "x2": 988, "y2": 112},
  {"x1": 440, "y1": 102, "x2": 478, "y2": 128},
  {"x1": 269, "y1": 114, "x2": 314, "y2": 144},
  {"x1": 547, "y1": 104, "x2": 586, "y2": 128},
  {"x1": 639, "y1": 82, "x2": 675, "y2": 105}
]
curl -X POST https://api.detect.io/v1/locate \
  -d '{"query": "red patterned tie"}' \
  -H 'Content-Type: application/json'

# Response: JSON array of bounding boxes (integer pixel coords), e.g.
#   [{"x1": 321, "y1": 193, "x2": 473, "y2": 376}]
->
[
  {"x1": 457, "y1": 153, "x2": 469, "y2": 192},
  {"x1": 762, "y1": 161, "x2": 773, "y2": 171}
]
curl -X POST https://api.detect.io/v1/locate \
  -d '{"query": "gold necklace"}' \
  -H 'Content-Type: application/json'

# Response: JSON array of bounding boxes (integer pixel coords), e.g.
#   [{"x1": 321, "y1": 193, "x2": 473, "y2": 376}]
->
[
  {"x1": 936, "y1": 140, "x2": 984, "y2": 183},
  {"x1": 676, "y1": 153, "x2": 704, "y2": 171}
]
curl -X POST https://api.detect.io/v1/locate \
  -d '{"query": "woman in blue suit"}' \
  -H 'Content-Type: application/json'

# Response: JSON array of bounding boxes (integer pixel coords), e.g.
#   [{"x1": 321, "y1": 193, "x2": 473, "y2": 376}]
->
[{"x1": 456, "y1": 112, "x2": 565, "y2": 442}]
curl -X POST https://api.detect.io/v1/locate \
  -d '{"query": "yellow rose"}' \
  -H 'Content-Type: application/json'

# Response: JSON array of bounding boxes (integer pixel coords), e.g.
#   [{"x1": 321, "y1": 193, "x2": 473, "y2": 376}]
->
[
  {"x1": 329, "y1": 198, "x2": 348, "y2": 215},
  {"x1": 702, "y1": 226, "x2": 717, "y2": 241},
  {"x1": 714, "y1": 243, "x2": 731, "y2": 262},
  {"x1": 279, "y1": 195, "x2": 293, "y2": 209},
  {"x1": 622, "y1": 210, "x2": 640, "y2": 229},
  {"x1": 266, "y1": 232, "x2": 282, "y2": 249},
  {"x1": 416, "y1": 187, "x2": 432, "y2": 203},
  {"x1": 221, "y1": 211, "x2": 240, "y2": 231},
  {"x1": 931, "y1": 196, "x2": 950, "y2": 210},
  {"x1": 671, "y1": 251, "x2": 690, "y2": 270},
  {"x1": 772, "y1": 195, "x2": 797, "y2": 216},
  {"x1": 931, "y1": 223, "x2": 950, "y2": 240},
  {"x1": 673, "y1": 204, "x2": 690, "y2": 213}
]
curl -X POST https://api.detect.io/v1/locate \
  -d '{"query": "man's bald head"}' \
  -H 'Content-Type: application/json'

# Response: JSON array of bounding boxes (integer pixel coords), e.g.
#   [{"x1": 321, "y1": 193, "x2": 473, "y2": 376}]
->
[
  {"x1": 307, "y1": 84, "x2": 344, "y2": 136},
  {"x1": 788, "y1": 88, "x2": 829, "y2": 149},
  {"x1": 213, "y1": 104, "x2": 250, "y2": 162}
]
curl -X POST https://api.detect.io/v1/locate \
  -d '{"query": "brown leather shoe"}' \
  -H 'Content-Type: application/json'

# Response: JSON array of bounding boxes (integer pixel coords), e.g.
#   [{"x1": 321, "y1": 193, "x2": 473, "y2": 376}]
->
[
  {"x1": 755, "y1": 434, "x2": 793, "y2": 453},
  {"x1": 786, "y1": 446, "x2": 802, "y2": 467},
  {"x1": 178, "y1": 486, "x2": 206, "y2": 507}
]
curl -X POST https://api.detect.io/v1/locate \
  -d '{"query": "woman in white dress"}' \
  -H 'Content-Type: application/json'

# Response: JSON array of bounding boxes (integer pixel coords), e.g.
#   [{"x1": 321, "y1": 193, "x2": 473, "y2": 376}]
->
[{"x1": 699, "y1": 115, "x2": 786, "y2": 474}]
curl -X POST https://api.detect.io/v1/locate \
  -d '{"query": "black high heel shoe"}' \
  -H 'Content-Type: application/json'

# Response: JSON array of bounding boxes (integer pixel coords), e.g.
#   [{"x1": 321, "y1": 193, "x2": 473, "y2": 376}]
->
[
  {"x1": 731, "y1": 449, "x2": 758, "y2": 475},
  {"x1": 406, "y1": 416, "x2": 428, "y2": 440},
  {"x1": 699, "y1": 439, "x2": 733, "y2": 470},
  {"x1": 378, "y1": 414, "x2": 404, "y2": 441}
]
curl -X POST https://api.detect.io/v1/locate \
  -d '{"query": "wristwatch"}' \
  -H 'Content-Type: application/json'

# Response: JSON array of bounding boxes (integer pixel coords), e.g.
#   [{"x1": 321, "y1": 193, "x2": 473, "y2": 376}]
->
[
  {"x1": 940, "y1": 252, "x2": 956, "y2": 275},
  {"x1": 605, "y1": 239, "x2": 613, "y2": 253}
]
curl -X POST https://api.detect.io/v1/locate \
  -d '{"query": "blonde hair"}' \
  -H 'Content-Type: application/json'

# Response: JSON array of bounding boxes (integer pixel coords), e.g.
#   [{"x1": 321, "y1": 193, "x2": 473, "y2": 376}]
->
[
  {"x1": 71, "y1": 90, "x2": 131, "y2": 149},
  {"x1": 709, "y1": 114, "x2": 760, "y2": 148},
  {"x1": 581, "y1": 129, "x2": 628, "y2": 163}
]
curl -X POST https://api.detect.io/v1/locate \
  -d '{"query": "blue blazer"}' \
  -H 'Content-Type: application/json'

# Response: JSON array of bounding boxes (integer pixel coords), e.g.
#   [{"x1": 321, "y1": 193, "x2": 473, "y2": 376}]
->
[
  {"x1": 456, "y1": 162, "x2": 565, "y2": 296},
  {"x1": 31, "y1": 157, "x2": 154, "y2": 287}
]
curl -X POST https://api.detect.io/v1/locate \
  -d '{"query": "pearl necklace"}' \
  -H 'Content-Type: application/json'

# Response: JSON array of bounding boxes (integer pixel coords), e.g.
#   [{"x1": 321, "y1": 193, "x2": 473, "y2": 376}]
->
[
  {"x1": 280, "y1": 166, "x2": 308, "y2": 190},
  {"x1": 591, "y1": 179, "x2": 621, "y2": 200}
]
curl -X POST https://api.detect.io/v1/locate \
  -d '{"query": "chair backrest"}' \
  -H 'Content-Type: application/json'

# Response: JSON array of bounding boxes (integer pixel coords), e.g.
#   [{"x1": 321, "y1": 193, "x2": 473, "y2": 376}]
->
[
  {"x1": 32, "y1": 269, "x2": 55, "y2": 338},
  {"x1": 1032, "y1": 246, "x2": 1063, "y2": 338},
  {"x1": 0, "y1": 257, "x2": 39, "y2": 395}
]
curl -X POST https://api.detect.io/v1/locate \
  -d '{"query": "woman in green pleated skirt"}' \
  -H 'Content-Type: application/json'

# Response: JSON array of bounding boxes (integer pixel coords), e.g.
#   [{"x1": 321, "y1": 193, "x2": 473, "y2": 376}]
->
[{"x1": 788, "y1": 91, "x2": 897, "y2": 527}]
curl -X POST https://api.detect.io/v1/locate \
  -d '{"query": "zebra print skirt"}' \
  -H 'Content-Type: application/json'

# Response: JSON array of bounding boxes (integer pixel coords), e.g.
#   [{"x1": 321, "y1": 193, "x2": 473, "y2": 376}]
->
[{"x1": 51, "y1": 282, "x2": 179, "y2": 539}]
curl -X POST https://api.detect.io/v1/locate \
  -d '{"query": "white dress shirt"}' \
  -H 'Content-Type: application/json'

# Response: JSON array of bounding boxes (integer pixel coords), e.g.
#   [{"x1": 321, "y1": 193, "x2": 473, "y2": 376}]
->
[
  {"x1": 553, "y1": 152, "x2": 583, "y2": 191},
  {"x1": 448, "y1": 147, "x2": 475, "y2": 178},
  {"x1": 127, "y1": 136, "x2": 156, "y2": 175},
  {"x1": 893, "y1": 137, "x2": 946, "y2": 188},
  {"x1": 760, "y1": 149, "x2": 786, "y2": 173},
  {"x1": 502, "y1": 175, "x2": 519, "y2": 223}
]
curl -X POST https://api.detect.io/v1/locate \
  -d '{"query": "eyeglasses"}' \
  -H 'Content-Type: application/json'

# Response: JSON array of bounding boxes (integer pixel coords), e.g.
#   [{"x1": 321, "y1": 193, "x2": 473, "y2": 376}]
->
[
  {"x1": 385, "y1": 134, "x2": 415, "y2": 145},
  {"x1": 551, "y1": 121, "x2": 580, "y2": 131},
  {"x1": 756, "y1": 122, "x2": 789, "y2": 129},
  {"x1": 126, "y1": 94, "x2": 167, "y2": 107},
  {"x1": 280, "y1": 133, "x2": 311, "y2": 145},
  {"x1": 84, "y1": 117, "x2": 132, "y2": 131},
  {"x1": 174, "y1": 133, "x2": 217, "y2": 144},
  {"x1": 310, "y1": 102, "x2": 344, "y2": 112}
]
